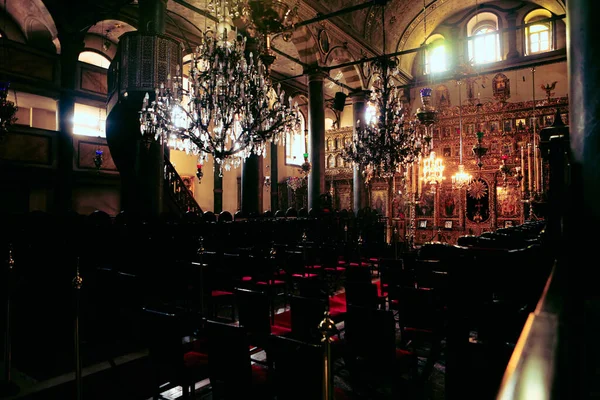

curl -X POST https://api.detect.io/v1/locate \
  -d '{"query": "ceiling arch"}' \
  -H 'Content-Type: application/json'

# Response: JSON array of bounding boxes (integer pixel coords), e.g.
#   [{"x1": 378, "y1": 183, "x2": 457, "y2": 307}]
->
[{"x1": 2, "y1": 0, "x2": 59, "y2": 52}]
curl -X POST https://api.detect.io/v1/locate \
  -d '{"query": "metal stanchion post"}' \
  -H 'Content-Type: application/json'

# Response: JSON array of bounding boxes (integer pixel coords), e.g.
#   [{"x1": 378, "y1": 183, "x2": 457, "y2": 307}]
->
[
  {"x1": 1, "y1": 245, "x2": 19, "y2": 396},
  {"x1": 319, "y1": 311, "x2": 338, "y2": 400},
  {"x1": 73, "y1": 259, "x2": 83, "y2": 400},
  {"x1": 197, "y1": 237, "x2": 205, "y2": 316}
]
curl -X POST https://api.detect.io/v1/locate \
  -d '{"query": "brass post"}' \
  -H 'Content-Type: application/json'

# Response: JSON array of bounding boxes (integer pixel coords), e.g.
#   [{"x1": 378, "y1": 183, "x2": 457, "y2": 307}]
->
[
  {"x1": 197, "y1": 237, "x2": 205, "y2": 316},
  {"x1": 1, "y1": 245, "x2": 19, "y2": 396},
  {"x1": 73, "y1": 258, "x2": 83, "y2": 400},
  {"x1": 319, "y1": 311, "x2": 338, "y2": 400}
]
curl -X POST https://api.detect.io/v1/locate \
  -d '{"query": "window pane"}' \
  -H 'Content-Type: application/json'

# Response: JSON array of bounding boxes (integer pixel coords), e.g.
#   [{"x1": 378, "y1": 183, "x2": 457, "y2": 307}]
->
[
  {"x1": 286, "y1": 114, "x2": 306, "y2": 165},
  {"x1": 430, "y1": 45, "x2": 447, "y2": 73},
  {"x1": 78, "y1": 51, "x2": 111, "y2": 69},
  {"x1": 73, "y1": 103, "x2": 106, "y2": 137}
]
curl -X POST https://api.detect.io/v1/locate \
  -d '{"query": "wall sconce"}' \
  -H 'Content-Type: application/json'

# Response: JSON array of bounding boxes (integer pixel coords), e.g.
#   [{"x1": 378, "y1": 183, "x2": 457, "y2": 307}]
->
[{"x1": 196, "y1": 163, "x2": 203, "y2": 183}]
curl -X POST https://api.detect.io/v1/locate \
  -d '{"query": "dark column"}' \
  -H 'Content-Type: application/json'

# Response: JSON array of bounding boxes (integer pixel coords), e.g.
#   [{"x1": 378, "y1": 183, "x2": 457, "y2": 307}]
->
[
  {"x1": 55, "y1": 35, "x2": 85, "y2": 214},
  {"x1": 566, "y1": 2, "x2": 599, "y2": 398},
  {"x1": 270, "y1": 142, "x2": 279, "y2": 211},
  {"x1": 138, "y1": 0, "x2": 167, "y2": 34},
  {"x1": 350, "y1": 90, "x2": 369, "y2": 215},
  {"x1": 307, "y1": 70, "x2": 327, "y2": 211},
  {"x1": 506, "y1": 12, "x2": 520, "y2": 59},
  {"x1": 213, "y1": 169, "x2": 223, "y2": 214},
  {"x1": 241, "y1": 154, "x2": 259, "y2": 216},
  {"x1": 105, "y1": 0, "x2": 180, "y2": 219}
]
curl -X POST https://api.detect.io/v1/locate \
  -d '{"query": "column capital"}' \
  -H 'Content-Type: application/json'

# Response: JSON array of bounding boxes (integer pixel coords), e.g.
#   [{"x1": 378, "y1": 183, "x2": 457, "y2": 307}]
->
[
  {"x1": 305, "y1": 68, "x2": 329, "y2": 82},
  {"x1": 348, "y1": 90, "x2": 371, "y2": 102}
]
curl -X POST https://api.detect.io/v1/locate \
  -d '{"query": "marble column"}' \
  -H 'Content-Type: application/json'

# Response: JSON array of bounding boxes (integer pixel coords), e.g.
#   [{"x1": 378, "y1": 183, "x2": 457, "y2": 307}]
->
[
  {"x1": 506, "y1": 12, "x2": 520, "y2": 59},
  {"x1": 270, "y1": 142, "x2": 279, "y2": 211},
  {"x1": 241, "y1": 154, "x2": 259, "y2": 217},
  {"x1": 350, "y1": 90, "x2": 370, "y2": 215},
  {"x1": 55, "y1": 35, "x2": 85, "y2": 214},
  {"x1": 307, "y1": 70, "x2": 327, "y2": 211}
]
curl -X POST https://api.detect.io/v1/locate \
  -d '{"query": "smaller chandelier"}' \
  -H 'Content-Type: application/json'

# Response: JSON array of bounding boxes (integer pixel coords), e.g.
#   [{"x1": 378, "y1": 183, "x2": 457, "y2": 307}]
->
[
  {"x1": 342, "y1": 57, "x2": 424, "y2": 178},
  {"x1": 422, "y1": 151, "x2": 445, "y2": 185},
  {"x1": 0, "y1": 81, "x2": 18, "y2": 141},
  {"x1": 196, "y1": 163, "x2": 204, "y2": 183},
  {"x1": 452, "y1": 164, "x2": 472, "y2": 189}
]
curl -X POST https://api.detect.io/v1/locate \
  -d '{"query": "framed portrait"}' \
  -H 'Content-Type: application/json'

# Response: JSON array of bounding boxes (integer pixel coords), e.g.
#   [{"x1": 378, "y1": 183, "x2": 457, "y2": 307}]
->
[
  {"x1": 467, "y1": 124, "x2": 475, "y2": 135},
  {"x1": 515, "y1": 118, "x2": 526, "y2": 132},
  {"x1": 503, "y1": 119, "x2": 512, "y2": 133},
  {"x1": 444, "y1": 220, "x2": 453, "y2": 229},
  {"x1": 433, "y1": 127, "x2": 441, "y2": 139},
  {"x1": 544, "y1": 115, "x2": 554, "y2": 126},
  {"x1": 478, "y1": 122, "x2": 486, "y2": 132},
  {"x1": 490, "y1": 121, "x2": 500, "y2": 133},
  {"x1": 318, "y1": 30, "x2": 330, "y2": 54},
  {"x1": 181, "y1": 176, "x2": 194, "y2": 196},
  {"x1": 418, "y1": 220, "x2": 428, "y2": 229},
  {"x1": 443, "y1": 126, "x2": 451, "y2": 138},
  {"x1": 504, "y1": 220, "x2": 514, "y2": 228}
]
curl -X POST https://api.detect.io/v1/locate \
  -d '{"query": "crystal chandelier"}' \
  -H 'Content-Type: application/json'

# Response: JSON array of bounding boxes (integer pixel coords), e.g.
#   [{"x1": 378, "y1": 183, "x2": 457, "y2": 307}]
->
[
  {"x1": 139, "y1": 13, "x2": 301, "y2": 174},
  {"x1": 342, "y1": 5, "x2": 424, "y2": 179},
  {"x1": 451, "y1": 80, "x2": 472, "y2": 189},
  {"x1": 422, "y1": 150, "x2": 445, "y2": 185}
]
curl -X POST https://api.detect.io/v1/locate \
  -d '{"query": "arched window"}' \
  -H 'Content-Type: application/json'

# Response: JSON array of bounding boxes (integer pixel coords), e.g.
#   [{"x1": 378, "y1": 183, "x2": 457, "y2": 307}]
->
[
  {"x1": 424, "y1": 35, "x2": 447, "y2": 75},
  {"x1": 286, "y1": 112, "x2": 306, "y2": 166},
  {"x1": 78, "y1": 51, "x2": 111, "y2": 69},
  {"x1": 525, "y1": 10, "x2": 553, "y2": 55},
  {"x1": 467, "y1": 13, "x2": 501, "y2": 65}
]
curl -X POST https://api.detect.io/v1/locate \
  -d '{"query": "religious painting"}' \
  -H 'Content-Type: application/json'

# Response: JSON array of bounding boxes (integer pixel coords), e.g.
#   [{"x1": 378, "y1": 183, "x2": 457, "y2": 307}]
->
[
  {"x1": 416, "y1": 190, "x2": 434, "y2": 217},
  {"x1": 336, "y1": 155, "x2": 345, "y2": 167},
  {"x1": 544, "y1": 115, "x2": 554, "y2": 126},
  {"x1": 337, "y1": 188, "x2": 352, "y2": 211},
  {"x1": 478, "y1": 122, "x2": 486, "y2": 133},
  {"x1": 503, "y1": 119, "x2": 512, "y2": 133},
  {"x1": 433, "y1": 127, "x2": 441, "y2": 139},
  {"x1": 371, "y1": 189, "x2": 388, "y2": 216},
  {"x1": 492, "y1": 73, "x2": 511, "y2": 102},
  {"x1": 444, "y1": 220, "x2": 453, "y2": 229},
  {"x1": 181, "y1": 176, "x2": 195, "y2": 196},
  {"x1": 466, "y1": 178, "x2": 490, "y2": 223},
  {"x1": 391, "y1": 192, "x2": 407, "y2": 219},
  {"x1": 490, "y1": 141, "x2": 499, "y2": 153},
  {"x1": 466, "y1": 124, "x2": 475, "y2": 136},
  {"x1": 327, "y1": 154, "x2": 335, "y2": 168},
  {"x1": 490, "y1": 121, "x2": 500, "y2": 133},
  {"x1": 515, "y1": 118, "x2": 527, "y2": 132},
  {"x1": 443, "y1": 147, "x2": 452, "y2": 157},
  {"x1": 327, "y1": 138, "x2": 333, "y2": 150},
  {"x1": 418, "y1": 220, "x2": 428, "y2": 229},
  {"x1": 440, "y1": 185, "x2": 458, "y2": 218},
  {"x1": 435, "y1": 85, "x2": 450, "y2": 109},
  {"x1": 497, "y1": 186, "x2": 520, "y2": 218},
  {"x1": 443, "y1": 126, "x2": 451, "y2": 138}
]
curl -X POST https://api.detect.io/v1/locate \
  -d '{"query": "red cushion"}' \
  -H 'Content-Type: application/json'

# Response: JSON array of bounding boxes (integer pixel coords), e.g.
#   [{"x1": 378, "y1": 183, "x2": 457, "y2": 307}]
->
[
  {"x1": 242, "y1": 276, "x2": 253, "y2": 281},
  {"x1": 251, "y1": 363, "x2": 269, "y2": 385},
  {"x1": 256, "y1": 279, "x2": 286, "y2": 285},
  {"x1": 274, "y1": 310, "x2": 291, "y2": 328},
  {"x1": 324, "y1": 266, "x2": 346, "y2": 271},
  {"x1": 191, "y1": 337, "x2": 209, "y2": 353},
  {"x1": 271, "y1": 324, "x2": 292, "y2": 336},
  {"x1": 292, "y1": 273, "x2": 318, "y2": 278},
  {"x1": 183, "y1": 351, "x2": 208, "y2": 368},
  {"x1": 211, "y1": 290, "x2": 233, "y2": 297}
]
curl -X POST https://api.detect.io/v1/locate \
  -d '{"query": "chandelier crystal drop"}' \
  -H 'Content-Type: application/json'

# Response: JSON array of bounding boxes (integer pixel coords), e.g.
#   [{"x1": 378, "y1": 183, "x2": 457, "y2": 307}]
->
[
  {"x1": 139, "y1": 24, "x2": 301, "y2": 175},
  {"x1": 452, "y1": 164, "x2": 472, "y2": 189},
  {"x1": 342, "y1": 57, "x2": 425, "y2": 179}
]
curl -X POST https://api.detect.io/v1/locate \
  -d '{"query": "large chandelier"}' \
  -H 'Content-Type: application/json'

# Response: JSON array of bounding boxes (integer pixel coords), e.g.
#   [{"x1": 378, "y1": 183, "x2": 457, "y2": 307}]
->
[
  {"x1": 139, "y1": 12, "x2": 300, "y2": 174},
  {"x1": 342, "y1": 57, "x2": 423, "y2": 178},
  {"x1": 451, "y1": 80, "x2": 472, "y2": 189},
  {"x1": 342, "y1": 4, "x2": 424, "y2": 179}
]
